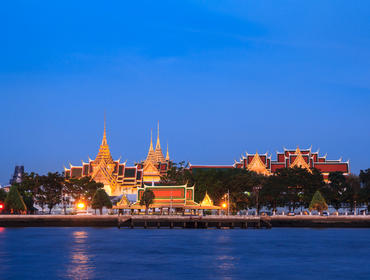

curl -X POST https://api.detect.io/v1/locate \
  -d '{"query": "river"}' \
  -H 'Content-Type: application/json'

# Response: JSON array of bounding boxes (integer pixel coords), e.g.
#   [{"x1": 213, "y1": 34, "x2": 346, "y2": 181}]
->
[{"x1": 0, "y1": 227, "x2": 369, "y2": 280}]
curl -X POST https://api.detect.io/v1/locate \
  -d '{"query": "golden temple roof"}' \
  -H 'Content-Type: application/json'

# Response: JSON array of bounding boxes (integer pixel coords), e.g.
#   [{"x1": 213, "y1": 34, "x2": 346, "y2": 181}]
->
[
  {"x1": 116, "y1": 194, "x2": 130, "y2": 207},
  {"x1": 143, "y1": 160, "x2": 161, "y2": 176},
  {"x1": 247, "y1": 152, "x2": 270, "y2": 175},
  {"x1": 291, "y1": 146, "x2": 312, "y2": 172},
  {"x1": 200, "y1": 192, "x2": 214, "y2": 207}
]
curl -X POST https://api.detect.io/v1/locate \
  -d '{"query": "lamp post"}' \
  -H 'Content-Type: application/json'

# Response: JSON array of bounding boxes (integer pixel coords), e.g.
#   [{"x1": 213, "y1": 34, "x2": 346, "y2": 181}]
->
[
  {"x1": 253, "y1": 185, "x2": 262, "y2": 216},
  {"x1": 227, "y1": 189, "x2": 230, "y2": 216}
]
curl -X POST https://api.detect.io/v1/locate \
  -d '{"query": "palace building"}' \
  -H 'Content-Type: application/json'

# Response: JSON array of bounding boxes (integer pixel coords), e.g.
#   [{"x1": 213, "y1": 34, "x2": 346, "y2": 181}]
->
[
  {"x1": 64, "y1": 120, "x2": 171, "y2": 196},
  {"x1": 190, "y1": 146, "x2": 350, "y2": 181},
  {"x1": 113, "y1": 183, "x2": 221, "y2": 213}
]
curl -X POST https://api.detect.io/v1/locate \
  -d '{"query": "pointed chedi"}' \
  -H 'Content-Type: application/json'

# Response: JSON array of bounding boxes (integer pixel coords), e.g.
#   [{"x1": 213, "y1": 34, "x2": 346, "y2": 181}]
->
[
  {"x1": 154, "y1": 121, "x2": 165, "y2": 163},
  {"x1": 145, "y1": 129, "x2": 156, "y2": 164},
  {"x1": 166, "y1": 142, "x2": 170, "y2": 161}
]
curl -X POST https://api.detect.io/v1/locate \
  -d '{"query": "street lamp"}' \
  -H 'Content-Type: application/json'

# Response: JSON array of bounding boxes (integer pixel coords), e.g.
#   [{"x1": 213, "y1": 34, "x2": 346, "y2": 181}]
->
[{"x1": 77, "y1": 202, "x2": 85, "y2": 210}]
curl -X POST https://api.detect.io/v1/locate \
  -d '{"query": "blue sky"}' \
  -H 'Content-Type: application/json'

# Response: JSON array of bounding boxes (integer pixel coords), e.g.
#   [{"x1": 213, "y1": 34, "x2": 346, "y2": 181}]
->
[{"x1": 1, "y1": 1, "x2": 370, "y2": 184}]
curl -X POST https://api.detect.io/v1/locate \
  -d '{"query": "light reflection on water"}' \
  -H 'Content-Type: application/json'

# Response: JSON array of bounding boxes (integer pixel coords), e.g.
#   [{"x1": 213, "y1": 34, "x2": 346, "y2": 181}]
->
[
  {"x1": 66, "y1": 231, "x2": 95, "y2": 280},
  {"x1": 214, "y1": 234, "x2": 237, "y2": 279}
]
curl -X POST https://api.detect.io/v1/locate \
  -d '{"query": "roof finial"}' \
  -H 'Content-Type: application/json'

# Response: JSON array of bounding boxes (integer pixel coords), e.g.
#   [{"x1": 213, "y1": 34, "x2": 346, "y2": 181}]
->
[
  {"x1": 156, "y1": 121, "x2": 161, "y2": 150},
  {"x1": 166, "y1": 142, "x2": 170, "y2": 161},
  {"x1": 102, "y1": 113, "x2": 107, "y2": 146},
  {"x1": 149, "y1": 129, "x2": 154, "y2": 151}
]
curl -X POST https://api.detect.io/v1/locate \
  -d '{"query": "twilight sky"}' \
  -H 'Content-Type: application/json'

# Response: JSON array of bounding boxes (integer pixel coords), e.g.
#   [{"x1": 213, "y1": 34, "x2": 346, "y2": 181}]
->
[{"x1": 1, "y1": 1, "x2": 370, "y2": 184}]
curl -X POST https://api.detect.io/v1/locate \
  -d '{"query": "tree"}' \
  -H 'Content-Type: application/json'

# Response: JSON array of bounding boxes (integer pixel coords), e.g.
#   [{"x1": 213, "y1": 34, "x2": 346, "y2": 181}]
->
[
  {"x1": 161, "y1": 161, "x2": 194, "y2": 185},
  {"x1": 360, "y1": 169, "x2": 370, "y2": 212},
  {"x1": 343, "y1": 174, "x2": 361, "y2": 213},
  {"x1": 5, "y1": 186, "x2": 27, "y2": 214},
  {"x1": 64, "y1": 177, "x2": 104, "y2": 206},
  {"x1": 92, "y1": 189, "x2": 112, "y2": 215},
  {"x1": 325, "y1": 172, "x2": 346, "y2": 212},
  {"x1": 309, "y1": 191, "x2": 328, "y2": 214},
  {"x1": 140, "y1": 189, "x2": 155, "y2": 214},
  {"x1": 260, "y1": 175, "x2": 285, "y2": 214},
  {"x1": 41, "y1": 172, "x2": 64, "y2": 214},
  {"x1": 0, "y1": 188, "x2": 7, "y2": 202}
]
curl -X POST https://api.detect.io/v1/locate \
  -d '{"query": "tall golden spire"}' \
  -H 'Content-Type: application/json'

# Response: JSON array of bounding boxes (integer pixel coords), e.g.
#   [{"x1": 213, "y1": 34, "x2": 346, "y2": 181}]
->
[
  {"x1": 145, "y1": 129, "x2": 156, "y2": 163},
  {"x1": 155, "y1": 121, "x2": 161, "y2": 150},
  {"x1": 95, "y1": 115, "x2": 113, "y2": 163},
  {"x1": 149, "y1": 129, "x2": 154, "y2": 152},
  {"x1": 102, "y1": 113, "x2": 107, "y2": 146},
  {"x1": 154, "y1": 121, "x2": 165, "y2": 163},
  {"x1": 166, "y1": 142, "x2": 170, "y2": 161}
]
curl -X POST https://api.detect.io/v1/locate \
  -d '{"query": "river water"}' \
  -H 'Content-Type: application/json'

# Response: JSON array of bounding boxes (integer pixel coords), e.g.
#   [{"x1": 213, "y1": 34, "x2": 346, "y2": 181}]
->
[{"x1": 0, "y1": 227, "x2": 369, "y2": 280}]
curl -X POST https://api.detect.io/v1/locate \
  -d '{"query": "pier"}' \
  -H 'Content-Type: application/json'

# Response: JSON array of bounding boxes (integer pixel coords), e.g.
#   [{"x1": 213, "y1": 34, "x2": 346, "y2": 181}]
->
[
  {"x1": 1, "y1": 215, "x2": 370, "y2": 228},
  {"x1": 117, "y1": 215, "x2": 271, "y2": 229}
]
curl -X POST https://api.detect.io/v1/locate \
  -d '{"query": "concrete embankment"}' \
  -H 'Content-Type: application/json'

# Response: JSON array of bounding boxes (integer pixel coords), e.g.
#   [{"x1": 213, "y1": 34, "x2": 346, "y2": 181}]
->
[
  {"x1": 0, "y1": 215, "x2": 369, "y2": 228},
  {"x1": 270, "y1": 216, "x2": 370, "y2": 228},
  {"x1": 0, "y1": 215, "x2": 266, "y2": 228}
]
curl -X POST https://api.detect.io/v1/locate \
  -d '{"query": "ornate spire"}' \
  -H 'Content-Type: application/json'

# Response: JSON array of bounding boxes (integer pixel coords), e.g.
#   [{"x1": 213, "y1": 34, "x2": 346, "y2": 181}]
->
[
  {"x1": 102, "y1": 113, "x2": 107, "y2": 146},
  {"x1": 145, "y1": 129, "x2": 156, "y2": 163},
  {"x1": 95, "y1": 116, "x2": 113, "y2": 163},
  {"x1": 154, "y1": 121, "x2": 165, "y2": 163},
  {"x1": 149, "y1": 129, "x2": 154, "y2": 152},
  {"x1": 166, "y1": 142, "x2": 170, "y2": 161},
  {"x1": 155, "y1": 121, "x2": 161, "y2": 150}
]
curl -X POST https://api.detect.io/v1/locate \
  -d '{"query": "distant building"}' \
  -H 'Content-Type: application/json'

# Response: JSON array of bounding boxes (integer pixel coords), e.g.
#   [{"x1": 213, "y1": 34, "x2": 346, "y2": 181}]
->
[
  {"x1": 9, "y1": 166, "x2": 24, "y2": 185},
  {"x1": 190, "y1": 147, "x2": 350, "y2": 182}
]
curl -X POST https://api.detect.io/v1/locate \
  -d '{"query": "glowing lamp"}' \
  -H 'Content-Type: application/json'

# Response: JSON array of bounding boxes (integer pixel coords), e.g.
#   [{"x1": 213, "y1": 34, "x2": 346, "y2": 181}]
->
[
  {"x1": 77, "y1": 202, "x2": 85, "y2": 210},
  {"x1": 0, "y1": 204, "x2": 4, "y2": 209},
  {"x1": 222, "y1": 203, "x2": 227, "y2": 209}
]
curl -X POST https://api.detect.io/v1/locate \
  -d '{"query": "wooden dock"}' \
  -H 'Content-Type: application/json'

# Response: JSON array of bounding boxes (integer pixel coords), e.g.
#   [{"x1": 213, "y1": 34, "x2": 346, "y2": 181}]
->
[{"x1": 118, "y1": 215, "x2": 272, "y2": 229}]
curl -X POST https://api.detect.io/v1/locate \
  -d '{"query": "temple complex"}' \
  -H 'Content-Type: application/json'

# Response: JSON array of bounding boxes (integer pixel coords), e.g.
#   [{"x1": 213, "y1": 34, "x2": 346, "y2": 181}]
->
[
  {"x1": 190, "y1": 146, "x2": 350, "y2": 181},
  {"x1": 64, "y1": 120, "x2": 171, "y2": 196}
]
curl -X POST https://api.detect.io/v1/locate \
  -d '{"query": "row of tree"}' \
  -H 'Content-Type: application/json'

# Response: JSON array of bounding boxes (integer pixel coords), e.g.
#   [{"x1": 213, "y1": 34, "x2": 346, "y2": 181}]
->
[
  {"x1": 162, "y1": 162, "x2": 370, "y2": 214},
  {"x1": 0, "y1": 172, "x2": 112, "y2": 214}
]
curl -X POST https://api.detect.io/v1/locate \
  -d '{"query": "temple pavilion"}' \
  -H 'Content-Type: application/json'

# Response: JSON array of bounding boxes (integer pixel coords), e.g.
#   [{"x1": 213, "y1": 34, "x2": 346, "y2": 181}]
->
[{"x1": 113, "y1": 184, "x2": 221, "y2": 213}]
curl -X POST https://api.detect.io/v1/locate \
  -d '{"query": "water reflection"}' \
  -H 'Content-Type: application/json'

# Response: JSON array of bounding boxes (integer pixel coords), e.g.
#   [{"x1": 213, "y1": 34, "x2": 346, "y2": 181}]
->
[
  {"x1": 214, "y1": 234, "x2": 237, "y2": 279},
  {"x1": 66, "y1": 231, "x2": 94, "y2": 280}
]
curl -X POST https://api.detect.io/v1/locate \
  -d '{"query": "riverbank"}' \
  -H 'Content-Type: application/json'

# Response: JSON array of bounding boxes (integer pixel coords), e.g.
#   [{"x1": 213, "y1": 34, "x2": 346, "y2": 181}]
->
[
  {"x1": 270, "y1": 215, "x2": 370, "y2": 228},
  {"x1": 0, "y1": 215, "x2": 370, "y2": 228}
]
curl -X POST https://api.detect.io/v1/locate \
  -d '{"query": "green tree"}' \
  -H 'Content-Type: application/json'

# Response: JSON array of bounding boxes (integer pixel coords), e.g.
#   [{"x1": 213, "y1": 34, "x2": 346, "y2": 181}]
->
[
  {"x1": 64, "y1": 177, "x2": 104, "y2": 205},
  {"x1": 360, "y1": 169, "x2": 370, "y2": 212},
  {"x1": 5, "y1": 186, "x2": 27, "y2": 214},
  {"x1": 92, "y1": 189, "x2": 112, "y2": 215},
  {"x1": 41, "y1": 172, "x2": 64, "y2": 214},
  {"x1": 343, "y1": 174, "x2": 361, "y2": 213},
  {"x1": 140, "y1": 189, "x2": 155, "y2": 214},
  {"x1": 325, "y1": 172, "x2": 346, "y2": 211},
  {"x1": 161, "y1": 161, "x2": 194, "y2": 185},
  {"x1": 260, "y1": 175, "x2": 285, "y2": 214},
  {"x1": 0, "y1": 188, "x2": 7, "y2": 202},
  {"x1": 309, "y1": 191, "x2": 328, "y2": 214}
]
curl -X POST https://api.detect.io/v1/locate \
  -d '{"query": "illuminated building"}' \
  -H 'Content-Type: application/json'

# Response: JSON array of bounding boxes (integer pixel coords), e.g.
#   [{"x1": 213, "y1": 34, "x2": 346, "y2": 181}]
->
[
  {"x1": 64, "y1": 120, "x2": 171, "y2": 196},
  {"x1": 190, "y1": 146, "x2": 350, "y2": 181}
]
